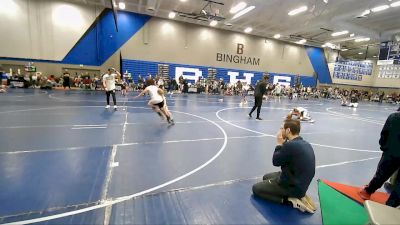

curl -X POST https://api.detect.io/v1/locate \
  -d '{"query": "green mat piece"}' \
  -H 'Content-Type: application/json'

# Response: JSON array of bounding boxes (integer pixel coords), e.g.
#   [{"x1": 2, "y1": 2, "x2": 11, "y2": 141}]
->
[{"x1": 319, "y1": 181, "x2": 369, "y2": 225}]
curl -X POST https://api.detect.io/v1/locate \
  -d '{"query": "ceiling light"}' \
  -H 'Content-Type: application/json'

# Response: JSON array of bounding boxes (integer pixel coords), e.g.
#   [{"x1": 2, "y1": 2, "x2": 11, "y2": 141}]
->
[
  {"x1": 355, "y1": 37, "x2": 370, "y2": 42},
  {"x1": 180, "y1": 0, "x2": 187, "y2": 2},
  {"x1": 296, "y1": 39, "x2": 307, "y2": 44},
  {"x1": 371, "y1": 5, "x2": 390, "y2": 12},
  {"x1": 390, "y1": 1, "x2": 400, "y2": 7},
  {"x1": 274, "y1": 34, "x2": 281, "y2": 39},
  {"x1": 210, "y1": 20, "x2": 218, "y2": 26},
  {"x1": 360, "y1": 9, "x2": 371, "y2": 16},
  {"x1": 341, "y1": 48, "x2": 348, "y2": 51},
  {"x1": 288, "y1": 6, "x2": 308, "y2": 16},
  {"x1": 373, "y1": 55, "x2": 377, "y2": 57},
  {"x1": 231, "y1": 6, "x2": 255, "y2": 20},
  {"x1": 201, "y1": 9, "x2": 207, "y2": 15},
  {"x1": 230, "y1": 2, "x2": 247, "y2": 14},
  {"x1": 358, "y1": 52, "x2": 363, "y2": 55},
  {"x1": 323, "y1": 42, "x2": 337, "y2": 49},
  {"x1": 350, "y1": 33, "x2": 355, "y2": 37},
  {"x1": 323, "y1": 0, "x2": 328, "y2": 3},
  {"x1": 118, "y1": 2, "x2": 125, "y2": 10},
  {"x1": 244, "y1": 27, "x2": 253, "y2": 33},
  {"x1": 224, "y1": 22, "x2": 233, "y2": 26},
  {"x1": 331, "y1": 30, "x2": 349, "y2": 37},
  {"x1": 168, "y1": 11, "x2": 176, "y2": 19}
]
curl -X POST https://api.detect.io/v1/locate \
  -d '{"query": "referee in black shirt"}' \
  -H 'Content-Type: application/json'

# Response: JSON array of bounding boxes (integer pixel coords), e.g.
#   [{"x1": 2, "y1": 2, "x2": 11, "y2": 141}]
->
[{"x1": 249, "y1": 75, "x2": 269, "y2": 120}]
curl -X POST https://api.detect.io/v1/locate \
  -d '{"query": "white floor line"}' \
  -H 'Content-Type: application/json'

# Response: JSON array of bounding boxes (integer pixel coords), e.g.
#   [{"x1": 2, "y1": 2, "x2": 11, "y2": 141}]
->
[
  {"x1": 301, "y1": 130, "x2": 356, "y2": 135},
  {"x1": 73, "y1": 124, "x2": 108, "y2": 127},
  {"x1": 216, "y1": 107, "x2": 381, "y2": 153},
  {"x1": 5, "y1": 91, "x2": 48, "y2": 98},
  {"x1": 71, "y1": 127, "x2": 107, "y2": 130},
  {"x1": 0, "y1": 102, "x2": 385, "y2": 224},
  {"x1": 102, "y1": 145, "x2": 118, "y2": 225},
  {"x1": 0, "y1": 119, "x2": 277, "y2": 130},
  {"x1": 117, "y1": 135, "x2": 266, "y2": 147},
  {"x1": 310, "y1": 143, "x2": 380, "y2": 153},
  {"x1": 103, "y1": 98, "x2": 128, "y2": 225},
  {"x1": 325, "y1": 108, "x2": 384, "y2": 125},
  {"x1": 0, "y1": 155, "x2": 380, "y2": 224},
  {"x1": 137, "y1": 156, "x2": 381, "y2": 195},
  {"x1": 121, "y1": 99, "x2": 129, "y2": 145},
  {"x1": 48, "y1": 94, "x2": 147, "y2": 103},
  {"x1": 316, "y1": 157, "x2": 380, "y2": 168},
  {"x1": 1, "y1": 110, "x2": 228, "y2": 225},
  {"x1": 0, "y1": 134, "x2": 264, "y2": 155},
  {"x1": 101, "y1": 145, "x2": 118, "y2": 200}
]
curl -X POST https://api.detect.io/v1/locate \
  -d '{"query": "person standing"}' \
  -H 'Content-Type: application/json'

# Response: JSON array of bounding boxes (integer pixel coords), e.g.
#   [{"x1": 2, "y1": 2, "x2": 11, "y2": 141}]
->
[
  {"x1": 252, "y1": 119, "x2": 316, "y2": 213},
  {"x1": 63, "y1": 71, "x2": 71, "y2": 90},
  {"x1": 31, "y1": 72, "x2": 38, "y2": 88},
  {"x1": 358, "y1": 107, "x2": 400, "y2": 207},
  {"x1": 249, "y1": 75, "x2": 269, "y2": 120},
  {"x1": 103, "y1": 68, "x2": 121, "y2": 110},
  {"x1": 379, "y1": 91, "x2": 385, "y2": 103}
]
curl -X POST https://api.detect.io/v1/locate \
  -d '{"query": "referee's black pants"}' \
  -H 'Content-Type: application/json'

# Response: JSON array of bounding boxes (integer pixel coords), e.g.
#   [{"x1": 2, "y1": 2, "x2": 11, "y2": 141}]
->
[
  {"x1": 365, "y1": 153, "x2": 400, "y2": 207},
  {"x1": 249, "y1": 95, "x2": 263, "y2": 118},
  {"x1": 106, "y1": 90, "x2": 116, "y2": 105}
]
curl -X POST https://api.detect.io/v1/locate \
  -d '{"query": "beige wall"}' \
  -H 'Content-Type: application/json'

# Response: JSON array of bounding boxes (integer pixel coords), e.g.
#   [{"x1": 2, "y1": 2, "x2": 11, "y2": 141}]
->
[
  {"x1": 121, "y1": 17, "x2": 315, "y2": 76},
  {"x1": 0, "y1": 0, "x2": 102, "y2": 60},
  {"x1": 0, "y1": 52, "x2": 120, "y2": 77},
  {"x1": 325, "y1": 49, "x2": 339, "y2": 63},
  {"x1": 372, "y1": 78, "x2": 400, "y2": 89}
]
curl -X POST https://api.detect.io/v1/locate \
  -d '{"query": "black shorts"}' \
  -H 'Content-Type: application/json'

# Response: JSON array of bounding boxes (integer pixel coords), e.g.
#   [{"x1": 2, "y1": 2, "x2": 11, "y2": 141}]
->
[{"x1": 155, "y1": 101, "x2": 165, "y2": 108}]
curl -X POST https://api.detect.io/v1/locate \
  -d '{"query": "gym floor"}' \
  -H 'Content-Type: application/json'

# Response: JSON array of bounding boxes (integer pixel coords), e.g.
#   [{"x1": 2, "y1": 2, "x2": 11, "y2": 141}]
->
[{"x1": 0, "y1": 89, "x2": 396, "y2": 225}]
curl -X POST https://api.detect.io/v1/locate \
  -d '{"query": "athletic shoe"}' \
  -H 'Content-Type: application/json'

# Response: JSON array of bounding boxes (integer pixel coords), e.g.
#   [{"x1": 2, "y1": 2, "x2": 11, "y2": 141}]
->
[
  {"x1": 248, "y1": 113, "x2": 252, "y2": 118},
  {"x1": 256, "y1": 117, "x2": 263, "y2": 120},
  {"x1": 288, "y1": 197, "x2": 315, "y2": 213},
  {"x1": 169, "y1": 119, "x2": 175, "y2": 125},
  {"x1": 358, "y1": 187, "x2": 371, "y2": 200},
  {"x1": 303, "y1": 195, "x2": 317, "y2": 211},
  {"x1": 105, "y1": 105, "x2": 110, "y2": 109},
  {"x1": 114, "y1": 105, "x2": 118, "y2": 110},
  {"x1": 384, "y1": 182, "x2": 394, "y2": 193}
]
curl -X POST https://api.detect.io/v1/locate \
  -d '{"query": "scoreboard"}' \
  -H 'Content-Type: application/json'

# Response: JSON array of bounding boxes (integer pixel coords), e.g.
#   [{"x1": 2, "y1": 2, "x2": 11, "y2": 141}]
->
[{"x1": 379, "y1": 41, "x2": 400, "y2": 64}]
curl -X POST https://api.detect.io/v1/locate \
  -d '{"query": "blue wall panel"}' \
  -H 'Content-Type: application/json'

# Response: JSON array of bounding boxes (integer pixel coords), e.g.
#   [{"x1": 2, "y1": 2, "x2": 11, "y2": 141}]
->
[
  {"x1": 62, "y1": 10, "x2": 150, "y2": 66},
  {"x1": 122, "y1": 59, "x2": 317, "y2": 87},
  {"x1": 305, "y1": 46, "x2": 332, "y2": 84},
  {"x1": 61, "y1": 23, "x2": 99, "y2": 66}
]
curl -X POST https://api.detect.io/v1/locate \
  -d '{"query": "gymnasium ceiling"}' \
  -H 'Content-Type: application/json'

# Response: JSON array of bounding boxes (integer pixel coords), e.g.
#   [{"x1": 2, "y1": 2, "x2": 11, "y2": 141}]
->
[{"x1": 73, "y1": 0, "x2": 400, "y2": 60}]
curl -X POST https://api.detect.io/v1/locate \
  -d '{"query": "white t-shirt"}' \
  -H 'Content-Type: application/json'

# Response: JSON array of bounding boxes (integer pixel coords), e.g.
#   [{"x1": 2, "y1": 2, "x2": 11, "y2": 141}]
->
[
  {"x1": 147, "y1": 85, "x2": 163, "y2": 102},
  {"x1": 103, "y1": 73, "x2": 117, "y2": 90},
  {"x1": 275, "y1": 85, "x2": 282, "y2": 94}
]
